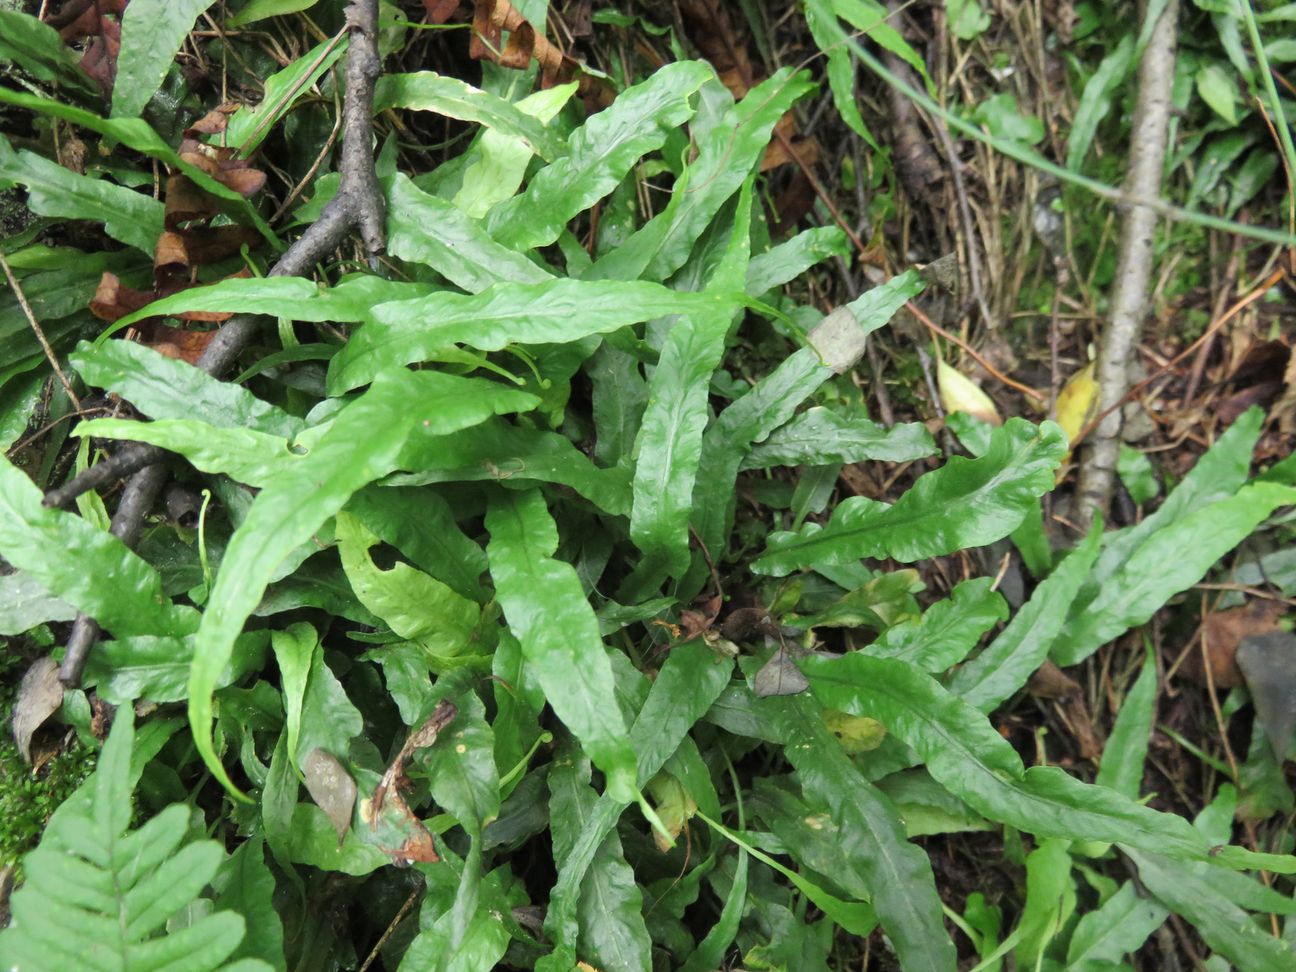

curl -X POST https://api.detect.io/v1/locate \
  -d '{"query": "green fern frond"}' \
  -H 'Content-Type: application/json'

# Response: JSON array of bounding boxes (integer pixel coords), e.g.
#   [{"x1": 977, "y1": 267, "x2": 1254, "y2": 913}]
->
[{"x1": 0, "y1": 712, "x2": 272, "y2": 972}]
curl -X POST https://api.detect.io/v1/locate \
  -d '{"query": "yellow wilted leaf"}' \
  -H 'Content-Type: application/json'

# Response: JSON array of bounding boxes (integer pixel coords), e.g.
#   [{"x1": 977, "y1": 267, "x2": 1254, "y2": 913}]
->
[
  {"x1": 823, "y1": 708, "x2": 887, "y2": 755},
  {"x1": 646, "y1": 771, "x2": 697, "y2": 852},
  {"x1": 937, "y1": 359, "x2": 1001, "y2": 425},
  {"x1": 1055, "y1": 362, "x2": 1099, "y2": 445}
]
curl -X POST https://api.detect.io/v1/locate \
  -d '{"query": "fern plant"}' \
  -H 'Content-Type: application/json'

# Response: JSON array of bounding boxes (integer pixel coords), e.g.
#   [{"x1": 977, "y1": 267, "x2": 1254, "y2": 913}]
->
[{"x1": 0, "y1": 712, "x2": 270, "y2": 972}]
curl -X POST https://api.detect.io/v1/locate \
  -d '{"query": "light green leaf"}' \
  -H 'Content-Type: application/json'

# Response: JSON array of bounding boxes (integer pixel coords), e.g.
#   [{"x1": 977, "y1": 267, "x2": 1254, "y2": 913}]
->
[
  {"x1": 0, "y1": 135, "x2": 163, "y2": 255},
  {"x1": 0, "y1": 571, "x2": 76, "y2": 635},
  {"x1": 1052, "y1": 482, "x2": 1296, "y2": 666},
  {"x1": 486, "y1": 61, "x2": 714, "y2": 251},
  {"x1": 346, "y1": 485, "x2": 488, "y2": 603},
  {"x1": 84, "y1": 632, "x2": 267, "y2": 705},
  {"x1": 100, "y1": 274, "x2": 433, "y2": 336},
  {"x1": 1095, "y1": 644, "x2": 1158, "y2": 798},
  {"x1": 1065, "y1": 880, "x2": 1168, "y2": 970},
  {"x1": 485, "y1": 488, "x2": 636, "y2": 800},
  {"x1": 801, "y1": 652, "x2": 1219, "y2": 862},
  {"x1": 328, "y1": 278, "x2": 731, "y2": 393},
  {"x1": 386, "y1": 173, "x2": 554, "y2": 293},
  {"x1": 188, "y1": 370, "x2": 533, "y2": 796},
  {"x1": 336, "y1": 511, "x2": 480, "y2": 662},
  {"x1": 113, "y1": 1, "x2": 217, "y2": 118},
  {"x1": 0, "y1": 455, "x2": 194, "y2": 638},
  {"x1": 1196, "y1": 63, "x2": 1240, "y2": 124},
  {"x1": 76, "y1": 418, "x2": 295, "y2": 487},
  {"x1": 591, "y1": 69, "x2": 816, "y2": 282},
  {"x1": 374, "y1": 72, "x2": 564, "y2": 161},
  {"x1": 756, "y1": 418, "x2": 1067, "y2": 574},
  {"x1": 455, "y1": 83, "x2": 578, "y2": 218},
  {"x1": 0, "y1": 712, "x2": 261, "y2": 971},
  {"x1": 747, "y1": 226, "x2": 851, "y2": 293},
  {"x1": 949, "y1": 523, "x2": 1102, "y2": 712},
  {"x1": 270, "y1": 624, "x2": 314, "y2": 772},
  {"x1": 71, "y1": 340, "x2": 303, "y2": 438},
  {"x1": 1015, "y1": 838, "x2": 1076, "y2": 966},
  {"x1": 947, "y1": 0, "x2": 991, "y2": 39},
  {"x1": 229, "y1": 0, "x2": 322, "y2": 28}
]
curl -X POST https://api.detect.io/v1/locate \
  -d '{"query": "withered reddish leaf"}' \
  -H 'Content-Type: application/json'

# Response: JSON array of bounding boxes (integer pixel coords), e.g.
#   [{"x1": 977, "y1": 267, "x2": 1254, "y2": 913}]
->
[
  {"x1": 165, "y1": 175, "x2": 222, "y2": 227},
  {"x1": 366, "y1": 700, "x2": 458, "y2": 866},
  {"x1": 423, "y1": 0, "x2": 460, "y2": 22},
  {"x1": 213, "y1": 166, "x2": 267, "y2": 198},
  {"x1": 1183, "y1": 600, "x2": 1287, "y2": 689},
  {"x1": 91, "y1": 272, "x2": 155, "y2": 323},
  {"x1": 302, "y1": 748, "x2": 358, "y2": 843},
  {"x1": 155, "y1": 226, "x2": 262, "y2": 272},
  {"x1": 185, "y1": 104, "x2": 240, "y2": 138},
  {"x1": 140, "y1": 323, "x2": 216, "y2": 364}
]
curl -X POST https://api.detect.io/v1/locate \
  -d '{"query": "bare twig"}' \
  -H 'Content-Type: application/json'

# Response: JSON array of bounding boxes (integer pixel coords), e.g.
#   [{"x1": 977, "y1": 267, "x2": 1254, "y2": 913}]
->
[
  {"x1": 1075, "y1": 0, "x2": 1179, "y2": 530},
  {"x1": 52, "y1": 0, "x2": 388, "y2": 687},
  {"x1": 1, "y1": 252, "x2": 82, "y2": 411}
]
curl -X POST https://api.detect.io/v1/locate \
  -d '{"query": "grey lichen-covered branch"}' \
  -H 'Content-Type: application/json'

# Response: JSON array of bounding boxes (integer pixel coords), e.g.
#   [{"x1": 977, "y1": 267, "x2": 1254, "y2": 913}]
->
[
  {"x1": 1075, "y1": 0, "x2": 1180, "y2": 530},
  {"x1": 53, "y1": 0, "x2": 387, "y2": 687}
]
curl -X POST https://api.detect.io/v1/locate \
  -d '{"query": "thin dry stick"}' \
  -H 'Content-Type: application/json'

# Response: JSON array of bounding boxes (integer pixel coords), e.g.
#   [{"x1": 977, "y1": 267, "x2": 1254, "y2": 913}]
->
[
  {"x1": 1179, "y1": 235, "x2": 1242, "y2": 408},
  {"x1": 1074, "y1": 265, "x2": 1287, "y2": 447},
  {"x1": 1075, "y1": 0, "x2": 1180, "y2": 530},
  {"x1": 1, "y1": 252, "x2": 82, "y2": 411},
  {"x1": 55, "y1": 0, "x2": 388, "y2": 687},
  {"x1": 906, "y1": 300, "x2": 1046, "y2": 401}
]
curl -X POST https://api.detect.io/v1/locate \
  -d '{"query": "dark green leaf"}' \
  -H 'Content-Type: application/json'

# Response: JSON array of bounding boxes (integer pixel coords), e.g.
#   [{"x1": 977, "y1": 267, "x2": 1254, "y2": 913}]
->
[
  {"x1": 425, "y1": 691, "x2": 500, "y2": 836},
  {"x1": 801, "y1": 652, "x2": 1219, "y2": 862},
  {"x1": 1065, "y1": 880, "x2": 1168, "y2": 969},
  {"x1": 757, "y1": 692, "x2": 958, "y2": 971},
  {"x1": 83, "y1": 632, "x2": 267, "y2": 705},
  {"x1": 77, "y1": 418, "x2": 294, "y2": 487},
  {"x1": 212, "y1": 835, "x2": 286, "y2": 972},
  {"x1": 0, "y1": 12, "x2": 96, "y2": 95},
  {"x1": 394, "y1": 418, "x2": 632, "y2": 515},
  {"x1": 1052, "y1": 482, "x2": 1296, "y2": 666},
  {"x1": 189, "y1": 370, "x2": 531, "y2": 795},
  {"x1": 373, "y1": 72, "x2": 564, "y2": 161},
  {"x1": 112, "y1": 0, "x2": 215, "y2": 118},
  {"x1": 0, "y1": 135, "x2": 163, "y2": 255},
  {"x1": 630, "y1": 181, "x2": 751, "y2": 578},
  {"x1": 742, "y1": 408, "x2": 937, "y2": 469},
  {"x1": 0, "y1": 571, "x2": 76, "y2": 635},
  {"x1": 949, "y1": 523, "x2": 1102, "y2": 712},
  {"x1": 486, "y1": 488, "x2": 636, "y2": 799},
  {"x1": 0, "y1": 455, "x2": 194, "y2": 638},
  {"x1": 328, "y1": 279, "x2": 733, "y2": 394},
  {"x1": 746, "y1": 227, "x2": 851, "y2": 294},
  {"x1": 756, "y1": 419, "x2": 1067, "y2": 574}
]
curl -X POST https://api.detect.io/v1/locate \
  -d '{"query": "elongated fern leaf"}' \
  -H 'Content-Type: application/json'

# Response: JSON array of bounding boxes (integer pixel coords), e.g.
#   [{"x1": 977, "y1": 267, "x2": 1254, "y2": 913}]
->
[{"x1": 0, "y1": 712, "x2": 271, "y2": 972}]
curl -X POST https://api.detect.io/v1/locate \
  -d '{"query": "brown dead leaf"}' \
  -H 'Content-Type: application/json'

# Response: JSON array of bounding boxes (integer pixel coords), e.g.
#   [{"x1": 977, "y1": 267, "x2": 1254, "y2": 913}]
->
[
  {"x1": 12, "y1": 657, "x2": 63, "y2": 764},
  {"x1": 302, "y1": 748, "x2": 358, "y2": 843},
  {"x1": 1182, "y1": 600, "x2": 1286, "y2": 689},
  {"x1": 469, "y1": 0, "x2": 614, "y2": 106},
  {"x1": 423, "y1": 0, "x2": 461, "y2": 23},
  {"x1": 366, "y1": 700, "x2": 458, "y2": 866},
  {"x1": 1027, "y1": 659, "x2": 1081, "y2": 699}
]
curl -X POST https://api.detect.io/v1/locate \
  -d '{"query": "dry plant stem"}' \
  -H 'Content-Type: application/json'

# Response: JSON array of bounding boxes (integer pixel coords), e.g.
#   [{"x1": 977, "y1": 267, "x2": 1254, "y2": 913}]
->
[
  {"x1": 53, "y1": 0, "x2": 387, "y2": 687},
  {"x1": 1075, "y1": 0, "x2": 1179, "y2": 531},
  {"x1": 1, "y1": 252, "x2": 82, "y2": 411},
  {"x1": 1180, "y1": 236, "x2": 1241, "y2": 408}
]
